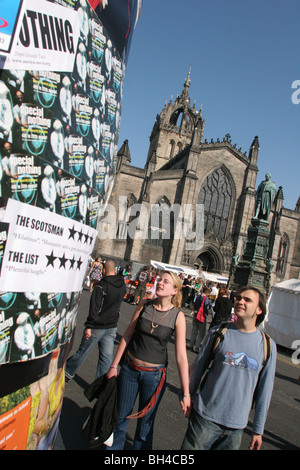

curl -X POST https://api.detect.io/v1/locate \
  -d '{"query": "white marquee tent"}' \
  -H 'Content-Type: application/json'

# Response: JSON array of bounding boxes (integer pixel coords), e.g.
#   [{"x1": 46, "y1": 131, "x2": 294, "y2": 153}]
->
[
  {"x1": 150, "y1": 260, "x2": 229, "y2": 284},
  {"x1": 263, "y1": 279, "x2": 300, "y2": 349}
]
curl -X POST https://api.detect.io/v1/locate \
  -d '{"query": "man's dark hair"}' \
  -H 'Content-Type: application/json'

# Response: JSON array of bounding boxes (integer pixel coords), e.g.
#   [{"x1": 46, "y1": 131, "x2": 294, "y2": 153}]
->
[
  {"x1": 203, "y1": 287, "x2": 211, "y2": 294},
  {"x1": 237, "y1": 286, "x2": 266, "y2": 326}
]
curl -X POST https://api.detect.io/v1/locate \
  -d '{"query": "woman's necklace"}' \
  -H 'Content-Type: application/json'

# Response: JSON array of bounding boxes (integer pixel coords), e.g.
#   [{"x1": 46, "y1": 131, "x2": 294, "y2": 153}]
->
[{"x1": 150, "y1": 304, "x2": 173, "y2": 334}]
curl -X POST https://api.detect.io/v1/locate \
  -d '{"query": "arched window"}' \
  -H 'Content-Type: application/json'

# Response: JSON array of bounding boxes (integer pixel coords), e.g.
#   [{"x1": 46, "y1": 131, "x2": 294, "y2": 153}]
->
[
  {"x1": 170, "y1": 108, "x2": 184, "y2": 127},
  {"x1": 177, "y1": 141, "x2": 183, "y2": 152},
  {"x1": 198, "y1": 167, "x2": 233, "y2": 240},
  {"x1": 117, "y1": 193, "x2": 137, "y2": 239},
  {"x1": 276, "y1": 233, "x2": 289, "y2": 275},
  {"x1": 169, "y1": 139, "x2": 175, "y2": 158},
  {"x1": 147, "y1": 196, "x2": 171, "y2": 247}
]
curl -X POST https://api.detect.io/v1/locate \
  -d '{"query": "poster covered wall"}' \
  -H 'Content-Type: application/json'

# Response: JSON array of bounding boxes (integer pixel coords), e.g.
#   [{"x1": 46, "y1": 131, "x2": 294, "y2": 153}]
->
[{"x1": 0, "y1": 0, "x2": 141, "y2": 450}]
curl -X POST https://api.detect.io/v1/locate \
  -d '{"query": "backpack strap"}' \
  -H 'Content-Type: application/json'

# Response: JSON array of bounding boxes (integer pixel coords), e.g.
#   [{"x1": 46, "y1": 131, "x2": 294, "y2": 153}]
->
[
  {"x1": 198, "y1": 322, "x2": 231, "y2": 391},
  {"x1": 252, "y1": 329, "x2": 272, "y2": 408},
  {"x1": 210, "y1": 322, "x2": 231, "y2": 358},
  {"x1": 259, "y1": 329, "x2": 272, "y2": 367}
]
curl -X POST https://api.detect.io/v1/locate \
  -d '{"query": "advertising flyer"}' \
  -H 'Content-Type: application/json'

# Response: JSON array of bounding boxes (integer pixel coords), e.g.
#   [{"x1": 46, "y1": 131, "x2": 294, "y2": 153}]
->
[
  {"x1": 3, "y1": 0, "x2": 81, "y2": 72},
  {"x1": 0, "y1": 0, "x2": 141, "y2": 450},
  {"x1": 0, "y1": 198, "x2": 97, "y2": 293},
  {"x1": 0, "y1": 347, "x2": 69, "y2": 450},
  {"x1": 0, "y1": 0, "x2": 24, "y2": 54}
]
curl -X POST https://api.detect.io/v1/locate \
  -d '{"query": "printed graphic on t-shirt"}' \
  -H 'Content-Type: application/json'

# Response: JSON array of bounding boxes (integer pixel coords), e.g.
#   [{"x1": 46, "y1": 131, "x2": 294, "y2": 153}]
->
[{"x1": 224, "y1": 351, "x2": 258, "y2": 370}]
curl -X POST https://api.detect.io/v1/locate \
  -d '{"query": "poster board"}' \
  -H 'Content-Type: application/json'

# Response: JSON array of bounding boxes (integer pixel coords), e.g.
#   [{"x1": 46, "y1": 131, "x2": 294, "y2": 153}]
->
[{"x1": 0, "y1": 0, "x2": 141, "y2": 449}]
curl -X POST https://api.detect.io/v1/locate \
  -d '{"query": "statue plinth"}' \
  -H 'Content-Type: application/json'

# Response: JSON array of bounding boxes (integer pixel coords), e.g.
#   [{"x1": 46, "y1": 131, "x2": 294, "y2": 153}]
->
[{"x1": 229, "y1": 217, "x2": 273, "y2": 296}]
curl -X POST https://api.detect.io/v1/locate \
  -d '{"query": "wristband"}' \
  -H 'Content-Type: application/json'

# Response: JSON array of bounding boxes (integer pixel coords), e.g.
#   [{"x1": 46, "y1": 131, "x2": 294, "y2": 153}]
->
[{"x1": 110, "y1": 365, "x2": 118, "y2": 369}]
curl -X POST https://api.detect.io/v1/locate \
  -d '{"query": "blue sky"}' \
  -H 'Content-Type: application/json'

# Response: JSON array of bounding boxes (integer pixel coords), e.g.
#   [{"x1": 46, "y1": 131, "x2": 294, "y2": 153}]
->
[{"x1": 117, "y1": 0, "x2": 299, "y2": 210}]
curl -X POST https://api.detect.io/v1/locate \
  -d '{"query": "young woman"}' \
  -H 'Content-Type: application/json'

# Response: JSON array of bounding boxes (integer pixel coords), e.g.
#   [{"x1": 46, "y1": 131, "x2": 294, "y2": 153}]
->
[
  {"x1": 88, "y1": 256, "x2": 103, "y2": 292},
  {"x1": 106, "y1": 271, "x2": 191, "y2": 450}
]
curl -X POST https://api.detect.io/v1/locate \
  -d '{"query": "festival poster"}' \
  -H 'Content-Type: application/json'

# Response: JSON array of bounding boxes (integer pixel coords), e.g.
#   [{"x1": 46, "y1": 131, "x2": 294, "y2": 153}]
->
[
  {"x1": 87, "y1": 185, "x2": 101, "y2": 228},
  {"x1": 1, "y1": 295, "x2": 79, "y2": 364},
  {"x1": 111, "y1": 48, "x2": 123, "y2": 97},
  {"x1": 30, "y1": 71, "x2": 61, "y2": 114},
  {"x1": 0, "y1": 142, "x2": 41, "y2": 204},
  {"x1": 0, "y1": 0, "x2": 140, "y2": 450},
  {"x1": 71, "y1": 82, "x2": 93, "y2": 139},
  {"x1": 52, "y1": 0, "x2": 77, "y2": 9},
  {"x1": 0, "y1": 0, "x2": 24, "y2": 54},
  {"x1": 0, "y1": 396, "x2": 31, "y2": 449},
  {"x1": 88, "y1": 14, "x2": 106, "y2": 66},
  {"x1": 0, "y1": 289, "x2": 80, "y2": 365},
  {"x1": 0, "y1": 348, "x2": 68, "y2": 449},
  {"x1": 0, "y1": 198, "x2": 97, "y2": 294},
  {"x1": 87, "y1": 58, "x2": 105, "y2": 107},
  {"x1": 3, "y1": 0, "x2": 81, "y2": 72},
  {"x1": 93, "y1": 153, "x2": 106, "y2": 195},
  {"x1": 88, "y1": 0, "x2": 142, "y2": 63},
  {"x1": 63, "y1": 128, "x2": 87, "y2": 179},
  {"x1": 17, "y1": 102, "x2": 51, "y2": 157}
]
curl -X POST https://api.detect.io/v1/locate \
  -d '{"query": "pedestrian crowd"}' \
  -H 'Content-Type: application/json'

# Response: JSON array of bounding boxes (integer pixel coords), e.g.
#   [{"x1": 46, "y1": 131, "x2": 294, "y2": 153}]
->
[{"x1": 64, "y1": 258, "x2": 277, "y2": 451}]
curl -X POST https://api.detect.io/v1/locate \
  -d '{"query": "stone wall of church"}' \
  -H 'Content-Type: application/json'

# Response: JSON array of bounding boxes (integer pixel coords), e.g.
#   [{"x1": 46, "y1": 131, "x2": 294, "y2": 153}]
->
[
  {"x1": 289, "y1": 216, "x2": 300, "y2": 279},
  {"x1": 271, "y1": 208, "x2": 300, "y2": 283},
  {"x1": 94, "y1": 164, "x2": 144, "y2": 259}
]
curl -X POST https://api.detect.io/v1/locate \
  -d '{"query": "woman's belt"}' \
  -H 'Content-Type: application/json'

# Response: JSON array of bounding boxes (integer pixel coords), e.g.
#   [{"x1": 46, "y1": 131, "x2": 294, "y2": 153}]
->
[{"x1": 126, "y1": 357, "x2": 166, "y2": 419}]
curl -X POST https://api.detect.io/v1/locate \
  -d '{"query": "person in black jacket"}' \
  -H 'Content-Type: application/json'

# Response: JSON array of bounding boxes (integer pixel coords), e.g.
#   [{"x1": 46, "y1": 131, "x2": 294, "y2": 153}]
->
[
  {"x1": 65, "y1": 260, "x2": 126, "y2": 381},
  {"x1": 210, "y1": 287, "x2": 233, "y2": 328}
]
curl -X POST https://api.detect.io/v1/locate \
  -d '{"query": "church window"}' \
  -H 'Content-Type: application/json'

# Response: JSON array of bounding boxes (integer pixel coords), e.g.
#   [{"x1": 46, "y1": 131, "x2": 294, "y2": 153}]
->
[
  {"x1": 198, "y1": 167, "x2": 233, "y2": 240},
  {"x1": 177, "y1": 141, "x2": 183, "y2": 152},
  {"x1": 170, "y1": 108, "x2": 184, "y2": 127},
  {"x1": 169, "y1": 139, "x2": 175, "y2": 158},
  {"x1": 276, "y1": 233, "x2": 289, "y2": 275},
  {"x1": 117, "y1": 193, "x2": 137, "y2": 239},
  {"x1": 146, "y1": 197, "x2": 171, "y2": 247}
]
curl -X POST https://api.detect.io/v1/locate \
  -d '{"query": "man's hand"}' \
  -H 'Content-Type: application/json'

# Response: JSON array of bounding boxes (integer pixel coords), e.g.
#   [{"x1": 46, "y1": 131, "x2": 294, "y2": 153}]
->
[
  {"x1": 249, "y1": 433, "x2": 263, "y2": 450},
  {"x1": 84, "y1": 328, "x2": 92, "y2": 340}
]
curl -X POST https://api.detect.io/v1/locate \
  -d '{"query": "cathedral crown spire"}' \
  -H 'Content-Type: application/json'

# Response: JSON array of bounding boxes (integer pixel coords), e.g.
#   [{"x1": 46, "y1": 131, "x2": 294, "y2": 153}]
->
[
  {"x1": 185, "y1": 65, "x2": 192, "y2": 87},
  {"x1": 180, "y1": 65, "x2": 192, "y2": 103}
]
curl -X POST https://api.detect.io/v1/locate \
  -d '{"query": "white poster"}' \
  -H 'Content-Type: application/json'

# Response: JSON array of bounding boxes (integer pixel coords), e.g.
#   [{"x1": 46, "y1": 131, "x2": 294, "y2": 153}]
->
[
  {"x1": 0, "y1": 199, "x2": 97, "y2": 292},
  {"x1": 3, "y1": 0, "x2": 81, "y2": 72}
]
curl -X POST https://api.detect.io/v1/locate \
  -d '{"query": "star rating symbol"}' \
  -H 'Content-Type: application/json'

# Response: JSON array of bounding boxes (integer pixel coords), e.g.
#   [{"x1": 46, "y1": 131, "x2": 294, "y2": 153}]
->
[
  {"x1": 46, "y1": 250, "x2": 57, "y2": 267},
  {"x1": 77, "y1": 229, "x2": 84, "y2": 242},
  {"x1": 68, "y1": 225, "x2": 77, "y2": 240},
  {"x1": 45, "y1": 251, "x2": 85, "y2": 270},
  {"x1": 77, "y1": 256, "x2": 83, "y2": 270},
  {"x1": 68, "y1": 225, "x2": 94, "y2": 245},
  {"x1": 59, "y1": 252, "x2": 68, "y2": 269},
  {"x1": 69, "y1": 255, "x2": 76, "y2": 269}
]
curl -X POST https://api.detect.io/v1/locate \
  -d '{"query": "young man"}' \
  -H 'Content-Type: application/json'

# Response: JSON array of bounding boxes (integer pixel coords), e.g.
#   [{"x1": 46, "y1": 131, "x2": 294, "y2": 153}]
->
[
  {"x1": 65, "y1": 260, "x2": 126, "y2": 381},
  {"x1": 181, "y1": 286, "x2": 276, "y2": 450}
]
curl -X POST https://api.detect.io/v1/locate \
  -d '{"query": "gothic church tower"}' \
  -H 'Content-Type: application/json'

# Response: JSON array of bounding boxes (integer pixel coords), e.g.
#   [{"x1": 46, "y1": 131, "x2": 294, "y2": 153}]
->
[{"x1": 145, "y1": 68, "x2": 204, "y2": 173}]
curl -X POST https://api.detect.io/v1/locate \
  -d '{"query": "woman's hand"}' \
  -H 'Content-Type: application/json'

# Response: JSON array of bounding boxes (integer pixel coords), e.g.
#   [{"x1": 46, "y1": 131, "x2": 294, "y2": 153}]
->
[
  {"x1": 106, "y1": 365, "x2": 118, "y2": 380},
  {"x1": 180, "y1": 395, "x2": 191, "y2": 417}
]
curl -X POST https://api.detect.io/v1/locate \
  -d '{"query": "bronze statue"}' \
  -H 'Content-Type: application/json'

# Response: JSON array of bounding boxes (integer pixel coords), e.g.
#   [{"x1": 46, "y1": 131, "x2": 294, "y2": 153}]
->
[{"x1": 254, "y1": 173, "x2": 276, "y2": 220}]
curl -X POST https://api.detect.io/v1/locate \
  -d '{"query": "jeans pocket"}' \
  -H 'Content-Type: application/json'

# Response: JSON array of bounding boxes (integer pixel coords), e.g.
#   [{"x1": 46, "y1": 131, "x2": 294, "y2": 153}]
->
[{"x1": 154, "y1": 370, "x2": 162, "y2": 381}]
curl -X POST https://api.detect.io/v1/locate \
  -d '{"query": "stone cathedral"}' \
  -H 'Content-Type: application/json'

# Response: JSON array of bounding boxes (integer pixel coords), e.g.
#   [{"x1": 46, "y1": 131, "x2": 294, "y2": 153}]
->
[{"x1": 96, "y1": 71, "x2": 300, "y2": 290}]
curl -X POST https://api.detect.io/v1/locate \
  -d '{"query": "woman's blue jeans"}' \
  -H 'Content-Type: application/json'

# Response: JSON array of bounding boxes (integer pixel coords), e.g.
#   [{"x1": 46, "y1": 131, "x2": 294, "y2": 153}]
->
[
  {"x1": 65, "y1": 327, "x2": 117, "y2": 380},
  {"x1": 181, "y1": 409, "x2": 243, "y2": 450},
  {"x1": 109, "y1": 356, "x2": 166, "y2": 450}
]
